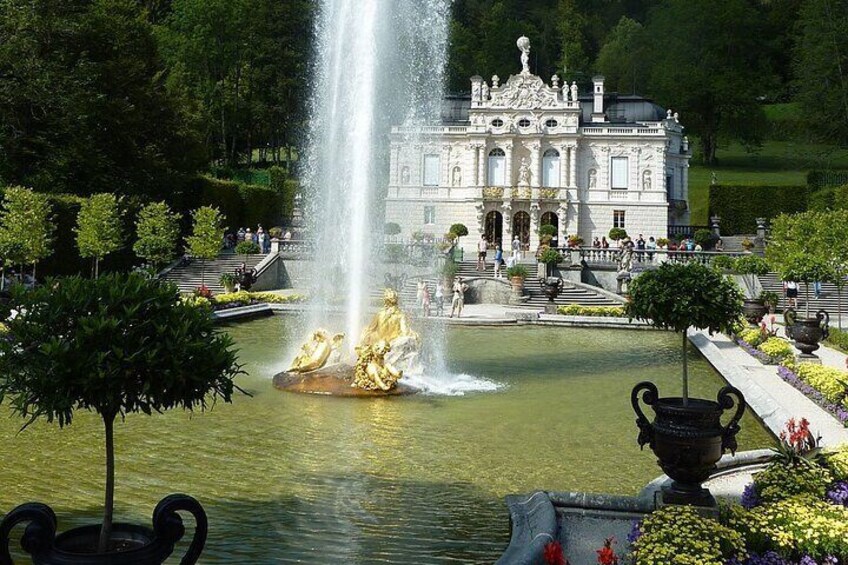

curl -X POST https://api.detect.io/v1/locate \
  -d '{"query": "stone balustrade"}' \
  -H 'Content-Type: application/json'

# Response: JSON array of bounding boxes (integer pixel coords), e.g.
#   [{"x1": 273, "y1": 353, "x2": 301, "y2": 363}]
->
[{"x1": 571, "y1": 247, "x2": 749, "y2": 268}]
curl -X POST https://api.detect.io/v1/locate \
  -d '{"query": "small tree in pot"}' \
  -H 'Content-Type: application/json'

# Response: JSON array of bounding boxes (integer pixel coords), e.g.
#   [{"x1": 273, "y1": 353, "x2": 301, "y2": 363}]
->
[
  {"x1": 0, "y1": 274, "x2": 243, "y2": 563},
  {"x1": 626, "y1": 262, "x2": 746, "y2": 506},
  {"x1": 506, "y1": 264, "x2": 529, "y2": 293},
  {"x1": 772, "y1": 253, "x2": 833, "y2": 356}
]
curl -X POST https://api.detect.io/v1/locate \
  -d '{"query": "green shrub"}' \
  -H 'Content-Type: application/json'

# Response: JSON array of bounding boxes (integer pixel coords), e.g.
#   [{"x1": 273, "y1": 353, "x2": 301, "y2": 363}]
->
[
  {"x1": 383, "y1": 243, "x2": 407, "y2": 263},
  {"x1": 539, "y1": 224, "x2": 557, "y2": 237},
  {"x1": 753, "y1": 462, "x2": 833, "y2": 504},
  {"x1": 219, "y1": 272, "x2": 238, "y2": 292},
  {"x1": 238, "y1": 183, "x2": 283, "y2": 228},
  {"x1": 734, "y1": 255, "x2": 771, "y2": 276},
  {"x1": 449, "y1": 223, "x2": 469, "y2": 238},
  {"x1": 506, "y1": 265, "x2": 529, "y2": 278},
  {"x1": 709, "y1": 184, "x2": 808, "y2": 235},
  {"x1": 235, "y1": 241, "x2": 261, "y2": 256},
  {"x1": 824, "y1": 444, "x2": 848, "y2": 480},
  {"x1": 712, "y1": 254, "x2": 735, "y2": 271},
  {"x1": 827, "y1": 327, "x2": 848, "y2": 354},
  {"x1": 384, "y1": 222, "x2": 402, "y2": 236},
  {"x1": 694, "y1": 228, "x2": 714, "y2": 249},
  {"x1": 608, "y1": 227, "x2": 628, "y2": 241},
  {"x1": 212, "y1": 291, "x2": 307, "y2": 308},
  {"x1": 807, "y1": 170, "x2": 848, "y2": 191},
  {"x1": 442, "y1": 260, "x2": 459, "y2": 280},
  {"x1": 631, "y1": 505, "x2": 746, "y2": 565},
  {"x1": 760, "y1": 290, "x2": 780, "y2": 310},
  {"x1": 835, "y1": 184, "x2": 848, "y2": 211},
  {"x1": 557, "y1": 304, "x2": 625, "y2": 317},
  {"x1": 538, "y1": 247, "x2": 561, "y2": 265}
]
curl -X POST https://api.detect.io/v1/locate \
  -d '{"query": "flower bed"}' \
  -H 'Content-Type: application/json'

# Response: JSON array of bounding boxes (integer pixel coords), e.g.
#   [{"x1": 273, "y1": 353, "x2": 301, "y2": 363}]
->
[
  {"x1": 735, "y1": 336, "x2": 793, "y2": 366},
  {"x1": 212, "y1": 291, "x2": 307, "y2": 310},
  {"x1": 620, "y1": 435, "x2": 848, "y2": 565},
  {"x1": 777, "y1": 366, "x2": 848, "y2": 427},
  {"x1": 556, "y1": 304, "x2": 626, "y2": 317}
]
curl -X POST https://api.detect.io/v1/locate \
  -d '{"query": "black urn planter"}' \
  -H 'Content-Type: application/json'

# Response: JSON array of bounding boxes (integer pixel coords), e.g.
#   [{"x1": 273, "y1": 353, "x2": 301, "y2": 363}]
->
[
  {"x1": 784, "y1": 308, "x2": 829, "y2": 356},
  {"x1": 631, "y1": 382, "x2": 746, "y2": 507},
  {"x1": 539, "y1": 277, "x2": 564, "y2": 314},
  {"x1": 0, "y1": 494, "x2": 206, "y2": 565},
  {"x1": 742, "y1": 298, "x2": 768, "y2": 325}
]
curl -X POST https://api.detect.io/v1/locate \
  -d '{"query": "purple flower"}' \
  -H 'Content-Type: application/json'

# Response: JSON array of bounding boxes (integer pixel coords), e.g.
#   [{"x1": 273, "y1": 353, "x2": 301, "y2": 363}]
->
[
  {"x1": 799, "y1": 556, "x2": 818, "y2": 565},
  {"x1": 741, "y1": 482, "x2": 761, "y2": 509},
  {"x1": 626, "y1": 520, "x2": 642, "y2": 545},
  {"x1": 777, "y1": 366, "x2": 848, "y2": 427},
  {"x1": 826, "y1": 481, "x2": 848, "y2": 506},
  {"x1": 725, "y1": 552, "x2": 791, "y2": 565}
]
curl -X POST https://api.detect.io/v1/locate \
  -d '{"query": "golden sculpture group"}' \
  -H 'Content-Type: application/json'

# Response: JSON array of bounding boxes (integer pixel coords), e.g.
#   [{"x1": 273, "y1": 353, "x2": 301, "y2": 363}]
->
[{"x1": 287, "y1": 288, "x2": 420, "y2": 392}]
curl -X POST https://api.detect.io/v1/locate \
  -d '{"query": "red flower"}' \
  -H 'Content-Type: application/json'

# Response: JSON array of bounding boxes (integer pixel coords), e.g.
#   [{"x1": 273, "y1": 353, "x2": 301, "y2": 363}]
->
[
  {"x1": 596, "y1": 537, "x2": 619, "y2": 565},
  {"x1": 543, "y1": 540, "x2": 567, "y2": 565}
]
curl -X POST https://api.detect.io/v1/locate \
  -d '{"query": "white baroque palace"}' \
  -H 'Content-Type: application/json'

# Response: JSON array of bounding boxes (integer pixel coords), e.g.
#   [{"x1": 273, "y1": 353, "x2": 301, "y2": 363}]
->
[{"x1": 385, "y1": 36, "x2": 691, "y2": 252}]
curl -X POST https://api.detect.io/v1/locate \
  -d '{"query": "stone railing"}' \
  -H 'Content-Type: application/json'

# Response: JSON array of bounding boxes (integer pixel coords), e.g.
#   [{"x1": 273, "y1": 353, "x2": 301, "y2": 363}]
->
[
  {"x1": 277, "y1": 239, "x2": 315, "y2": 257},
  {"x1": 571, "y1": 247, "x2": 748, "y2": 268},
  {"x1": 580, "y1": 126, "x2": 665, "y2": 136}
]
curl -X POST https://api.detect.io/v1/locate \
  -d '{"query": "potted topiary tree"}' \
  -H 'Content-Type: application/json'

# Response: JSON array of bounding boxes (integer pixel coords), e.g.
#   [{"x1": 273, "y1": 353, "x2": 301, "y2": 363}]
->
[
  {"x1": 506, "y1": 264, "x2": 529, "y2": 294},
  {"x1": 0, "y1": 274, "x2": 243, "y2": 563},
  {"x1": 537, "y1": 247, "x2": 564, "y2": 313},
  {"x1": 608, "y1": 227, "x2": 628, "y2": 244},
  {"x1": 732, "y1": 255, "x2": 771, "y2": 325},
  {"x1": 448, "y1": 223, "x2": 468, "y2": 262},
  {"x1": 538, "y1": 224, "x2": 557, "y2": 247},
  {"x1": 626, "y1": 262, "x2": 746, "y2": 507}
]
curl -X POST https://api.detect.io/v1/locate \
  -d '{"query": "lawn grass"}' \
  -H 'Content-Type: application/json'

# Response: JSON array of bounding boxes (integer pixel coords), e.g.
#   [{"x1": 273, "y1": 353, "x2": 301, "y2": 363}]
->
[{"x1": 688, "y1": 140, "x2": 848, "y2": 224}]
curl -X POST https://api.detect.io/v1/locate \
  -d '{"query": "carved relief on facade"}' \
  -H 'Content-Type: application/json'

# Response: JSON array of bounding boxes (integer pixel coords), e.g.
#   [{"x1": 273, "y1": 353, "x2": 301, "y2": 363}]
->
[
  {"x1": 488, "y1": 73, "x2": 559, "y2": 110},
  {"x1": 401, "y1": 166, "x2": 410, "y2": 185},
  {"x1": 642, "y1": 169, "x2": 652, "y2": 191},
  {"x1": 482, "y1": 186, "x2": 504, "y2": 200},
  {"x1": 540, "y1": 188, "x2": 559, "y2": 200},
  {"x1": 452, "y1": 166, "x2": 462, "y2": 187},
  {"x1": 588, "y1": 169, "x2": 597, "y2": 189}
]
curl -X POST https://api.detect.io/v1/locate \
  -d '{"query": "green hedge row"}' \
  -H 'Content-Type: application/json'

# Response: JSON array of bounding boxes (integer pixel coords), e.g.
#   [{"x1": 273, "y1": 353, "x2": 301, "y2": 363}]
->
[
  {"x1": 709, "y1": 184, "x2": 808, "y2": 235},
  {"x1": 187, "y1": 176, "x2": 291, "y2": 231},
  {"x1": 807, "y1": 170, "x2": 848, "y2": 191},
  {"x1": 809, "y1": 183, "x2": 848, "y2": 212}
]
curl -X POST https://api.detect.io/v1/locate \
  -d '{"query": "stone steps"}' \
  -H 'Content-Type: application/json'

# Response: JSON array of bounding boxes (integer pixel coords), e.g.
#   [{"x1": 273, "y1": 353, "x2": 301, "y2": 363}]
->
[
  {"x1": 161, "y1": 252, "x2": 267, "y2": 294},
  {"x1": 758, "y1": 273, "x2": 848, "y2": 315}
]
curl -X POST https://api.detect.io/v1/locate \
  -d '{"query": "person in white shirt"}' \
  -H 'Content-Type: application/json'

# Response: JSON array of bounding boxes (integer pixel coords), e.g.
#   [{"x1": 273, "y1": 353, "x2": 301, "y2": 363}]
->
[{"x1": 477, "y1": 235, "x2": 488, "y2": 271}]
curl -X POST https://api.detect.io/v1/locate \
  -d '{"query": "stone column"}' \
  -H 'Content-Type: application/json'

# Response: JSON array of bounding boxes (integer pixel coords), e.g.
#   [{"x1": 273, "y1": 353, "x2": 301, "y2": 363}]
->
[
  {"x1": 529, "y1": 141, "x2": 542, "y2": 187},
  {"x1": 529, "y1": 202, "x2": 541, "y2": 252},
  {"x1": 501, "y1": 201, "x2": 513, "y2": 243},
  {"x1": 478, "y1": 144, "x2": 487, "y2": 187},
  {"x1": 504, "y1": 142, "x2": 514, "y2": 189},
  {"x1": 470, "y1": 143, "x2": 479, "y2": 187},
  {"x1": 568, "y1": 144, "x2": 577, "y2": 188},
  {"x1": 559, "y1": 144, "x2": 569, "y2": 190},
  {"x1": 557, "y1": 203, "x2": 568, "y2": 244}
]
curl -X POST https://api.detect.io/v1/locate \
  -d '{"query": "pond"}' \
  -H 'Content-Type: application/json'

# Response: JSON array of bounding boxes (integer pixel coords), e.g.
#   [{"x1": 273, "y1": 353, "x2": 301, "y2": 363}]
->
[{"x1": 0, "y1": 316, "x2": 772, "y2": 564}]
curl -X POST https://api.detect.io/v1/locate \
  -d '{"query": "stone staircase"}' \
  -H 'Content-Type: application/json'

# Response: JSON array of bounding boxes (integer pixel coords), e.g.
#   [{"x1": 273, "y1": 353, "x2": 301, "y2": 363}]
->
[
  {"x1": 758, "y1": 273, "x2": 848, "y2": 315},
  {"x1": 390, "y1": 260, "x2": 622, "y2": 309},
  {"x1": 161, "y1": 251, "x2": 267, "y2": 294}
]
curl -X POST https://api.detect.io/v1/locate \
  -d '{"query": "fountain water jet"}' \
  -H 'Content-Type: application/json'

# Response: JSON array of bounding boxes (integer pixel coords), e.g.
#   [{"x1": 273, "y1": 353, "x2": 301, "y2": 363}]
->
[{"x1": 284, "y1": 0, "x2": 500, "y2": 396}]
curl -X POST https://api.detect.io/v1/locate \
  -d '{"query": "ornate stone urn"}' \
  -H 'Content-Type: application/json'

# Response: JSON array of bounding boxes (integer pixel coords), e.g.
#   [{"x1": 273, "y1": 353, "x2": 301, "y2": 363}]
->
[
  {"x1": 742, "y1": 298, "x2": 768, "y2": 325},
  {"x1": 631, "y1": 382, "x2": 746, "y2": 507},
  {"x1": 0, "y1": 494, "x2": 206, "y2": 565},
  {"x1": 539, "y1": 277, "x2": 564, "y2": 314},
  {"x1": 784, "y1": 308, "x2": 830, "y2": 356}
]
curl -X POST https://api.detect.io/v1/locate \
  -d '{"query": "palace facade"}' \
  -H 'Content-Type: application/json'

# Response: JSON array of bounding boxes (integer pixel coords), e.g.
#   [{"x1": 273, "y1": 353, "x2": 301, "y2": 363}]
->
[{"x1": 384, "y1": 36, "x2": 691, "y2": 252}]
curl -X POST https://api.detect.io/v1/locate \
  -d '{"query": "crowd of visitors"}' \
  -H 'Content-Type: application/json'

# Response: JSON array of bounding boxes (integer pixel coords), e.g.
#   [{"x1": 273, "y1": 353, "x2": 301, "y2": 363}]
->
[{"x1": 224, "y1": 225, "x2": 293, "y2": 253}]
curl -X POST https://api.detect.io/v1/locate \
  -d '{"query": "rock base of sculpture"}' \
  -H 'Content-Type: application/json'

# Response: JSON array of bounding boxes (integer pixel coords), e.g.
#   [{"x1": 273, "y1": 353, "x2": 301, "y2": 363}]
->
[{"x1": 273, "y1": 364, "x2": 415, "y2": 397}]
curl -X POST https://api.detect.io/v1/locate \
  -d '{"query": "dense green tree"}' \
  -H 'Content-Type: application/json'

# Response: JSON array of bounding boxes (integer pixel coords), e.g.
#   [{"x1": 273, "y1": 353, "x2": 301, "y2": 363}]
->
[
  {"x1": 75, "y1": 194, "x2": 123, "y2": 278},
  {"x1": 157, "y1": 0, "x2": 312, "y2": 167},
  {"x1": 794, "y1": 0, "x2": 848, "y2": 143},
  {"x1": 595, "y1": 16, "x2": 647, "y2": 94},
  {"x1": 134, "y1": 201, "x2": 181, "y2": 270},
  {"x1": 642, "y1": 0, "x2": 772, "y2": 164},
  {"x1": 186, "y1": 206, "x2": 224, "y2": 288},
  {"x1": 0, "y1": 186, "x2": 54, "y2": 279},
  {"x1": 0, "y1": 0, "x2": 204, "y2": 199}
]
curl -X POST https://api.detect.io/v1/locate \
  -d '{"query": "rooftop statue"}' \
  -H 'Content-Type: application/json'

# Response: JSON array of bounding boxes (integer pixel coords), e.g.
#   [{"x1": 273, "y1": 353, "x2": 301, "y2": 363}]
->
[{"x1": 517, "y1": 36, "x2": 531, "y2": 75}]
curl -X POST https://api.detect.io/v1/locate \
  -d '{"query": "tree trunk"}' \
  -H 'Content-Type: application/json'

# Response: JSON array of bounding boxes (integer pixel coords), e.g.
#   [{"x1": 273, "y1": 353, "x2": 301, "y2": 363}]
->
[
  {"x1": 682, "y1": 330, "x2": 689, "y2": 406},
  {"x1": 32, "y1": 262, "x2": 36, "y2": 281},
  {"x1": 98, "y1": 412, "x2": 117, "y2": 552},
  {"x1": 94, "y1": 257, "x2": 100, "y2": 279},
  {"x1": 805, "y1": 282, "x2": 811, "y2": 318},
  {"x1": 839, "y1": 286, "x2": 843, "y2": 331},
  {"x1": 700, "y1": 134, "x2": 717, "y2": 166},
  {"x1": 200, "y1": 260, "x2": 206, "y2": 289}
]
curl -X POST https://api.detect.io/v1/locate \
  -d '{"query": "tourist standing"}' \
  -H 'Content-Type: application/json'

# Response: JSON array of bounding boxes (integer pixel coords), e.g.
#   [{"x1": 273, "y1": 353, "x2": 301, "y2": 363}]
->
[
  {"x1": 592, "y1": 237, "x2": 601, "y2": 248},
  {"x1": 434, "y1": 281, "x2": 445, "y2": 317},
  {"x1": 237, "y1": 227, "x2": 246, "y2": 242},
  {"x1": 784, "y1": 280, "x2": 799, "y2": 309},
  {"x1": 646, "y1": 237, "x2": 657, "y2": 262},
  {"x1": 416, "y1": 280, "x2": 426, "y2": 310},
  {"x1": 814, "y1": 280, "x2": 822, "y2": 299},
  {"x1": 494, "y1": 245, "x2": 504, "y2": 278},
  {"x1": 511, "y1": 234, "x2": 521, "y2": 260},
  {"x1": 450, "y1": 277, "x2": 467, "y2": 318},
  {"x1": 477, "y1": 235, "x2": 488, "y2": 271},
  {"x1": 715, "y1": 238, "x2": 725, "y2": 252},
  {"x1": 601, "y1": 236, "x2": 610, "y2": 249}
]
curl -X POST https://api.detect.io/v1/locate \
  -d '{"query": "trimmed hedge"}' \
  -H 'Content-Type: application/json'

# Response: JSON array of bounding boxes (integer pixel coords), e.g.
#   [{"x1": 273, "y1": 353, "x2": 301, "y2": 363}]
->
[
  {"x1": 807, "y1": 170, "x2": 848, "y2": 191},
  {"x1": 709, "y1": 184, "x2": 807, "y2": 235},
  {"x1": 188, "y1": 176, "x2": 284, "y2": 231}
]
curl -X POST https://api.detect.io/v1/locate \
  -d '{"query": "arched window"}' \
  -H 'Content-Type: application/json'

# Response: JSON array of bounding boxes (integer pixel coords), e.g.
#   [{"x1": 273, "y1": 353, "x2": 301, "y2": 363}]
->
[
  {"x1": 488, "y1": 148, "x2": 506, "y2": 186},
  {"x1": 542, "y1": 148, "x2": 560, "y2": 188}
]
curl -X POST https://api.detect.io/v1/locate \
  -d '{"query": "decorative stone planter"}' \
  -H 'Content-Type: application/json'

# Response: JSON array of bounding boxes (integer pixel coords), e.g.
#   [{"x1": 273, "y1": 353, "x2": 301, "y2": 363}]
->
[
  {"x1": 631, "y1": 382, "x2": 746, "y2": 507},
  {"x1": 510, "y1": 276, "x2": 525, "y2": 294},
  {"x1": 539, "y1": 277, "x2": 564, "y2": 314},
  {"x1": 0, "y1": 494, "x2": 207, "y2": 565},
  {"x1": 742, "y1": 298, "x2": 768, "y2": 325},
  {"x1": 784, "y1": 308, "x2": 830, "y2": 356}
]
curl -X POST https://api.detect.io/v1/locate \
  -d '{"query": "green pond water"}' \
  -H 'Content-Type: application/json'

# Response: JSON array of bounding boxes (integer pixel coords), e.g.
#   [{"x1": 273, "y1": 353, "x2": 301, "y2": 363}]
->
[{"x1": 0, "y1": 316, "x2": 772, "y2": 564}]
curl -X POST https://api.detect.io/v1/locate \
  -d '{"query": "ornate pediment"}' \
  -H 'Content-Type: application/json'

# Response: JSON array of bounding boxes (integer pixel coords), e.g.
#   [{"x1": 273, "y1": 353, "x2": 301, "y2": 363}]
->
[{"x1": 489, "y1": 73, "x2": 559, "y2": 110}]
